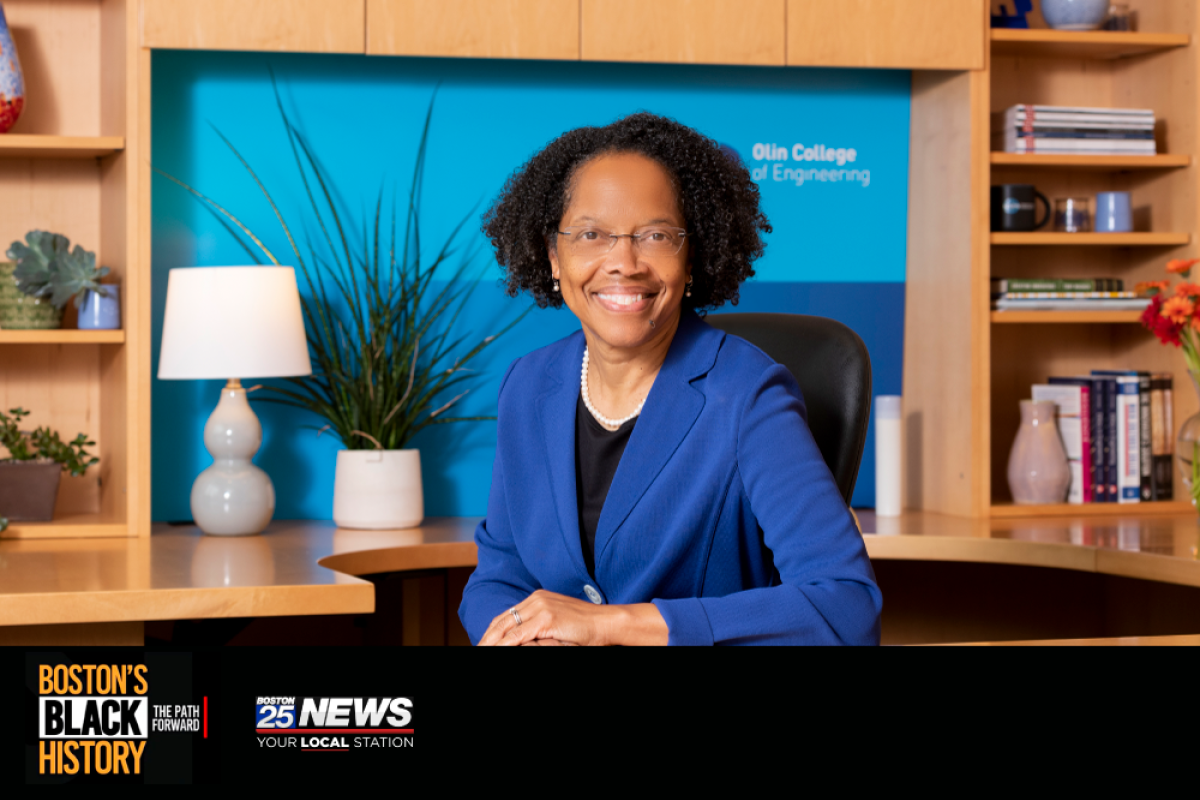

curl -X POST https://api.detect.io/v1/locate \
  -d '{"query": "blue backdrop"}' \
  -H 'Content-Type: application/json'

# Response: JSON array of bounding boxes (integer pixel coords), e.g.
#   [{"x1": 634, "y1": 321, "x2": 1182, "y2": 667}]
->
[{"x1": 151, "y1": 51, "x2": 909, "y2": 518}]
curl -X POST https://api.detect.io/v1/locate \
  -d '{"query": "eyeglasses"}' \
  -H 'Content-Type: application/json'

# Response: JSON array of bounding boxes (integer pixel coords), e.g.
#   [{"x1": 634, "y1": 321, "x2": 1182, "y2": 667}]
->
[{"x1": 556, "y1": 226, "x2": 688, "y2": 259}]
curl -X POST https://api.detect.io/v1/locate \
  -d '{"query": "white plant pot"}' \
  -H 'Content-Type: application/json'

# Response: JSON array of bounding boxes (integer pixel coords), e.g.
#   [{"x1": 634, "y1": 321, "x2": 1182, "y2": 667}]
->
[{"x1": 332, "y1": 449, "x2": 424, "y2": 529}]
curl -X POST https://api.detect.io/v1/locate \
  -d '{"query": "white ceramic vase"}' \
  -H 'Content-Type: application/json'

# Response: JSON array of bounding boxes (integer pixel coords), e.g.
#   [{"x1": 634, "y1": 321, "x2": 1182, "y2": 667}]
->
[
  {"x1": 1007, "y1": 399, "x2": 1072, "y2": 505},
  {"x1": 332, "y1": 449, "x2": 424, "y2": 529}
]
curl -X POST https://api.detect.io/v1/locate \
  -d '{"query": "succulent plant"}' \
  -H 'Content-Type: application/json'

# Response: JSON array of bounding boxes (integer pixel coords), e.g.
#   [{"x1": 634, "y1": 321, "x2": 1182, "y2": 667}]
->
[
  {"x1": 7, "y1": 231, "x2": 111, "y2": 309},
  {"x1": 8, "y1": 231, "x2": 65, "y2": 297}
]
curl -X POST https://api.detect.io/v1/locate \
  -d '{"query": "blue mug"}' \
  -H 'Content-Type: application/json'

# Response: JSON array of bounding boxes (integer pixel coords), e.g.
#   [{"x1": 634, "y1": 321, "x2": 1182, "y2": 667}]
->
[{"x1": 1095, "y1": 192, "x2": 1133, "y2": 233}]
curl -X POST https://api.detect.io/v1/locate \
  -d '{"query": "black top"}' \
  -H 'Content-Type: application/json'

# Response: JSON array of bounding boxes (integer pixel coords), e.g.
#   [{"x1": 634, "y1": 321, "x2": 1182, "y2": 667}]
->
[{"x1": 574, "y1": 391, "x2": 637, "y2": 578}]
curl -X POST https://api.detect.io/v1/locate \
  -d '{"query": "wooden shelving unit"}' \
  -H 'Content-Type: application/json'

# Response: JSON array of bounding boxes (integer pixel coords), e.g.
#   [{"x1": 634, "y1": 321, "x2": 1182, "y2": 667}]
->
[
  {"x1": 0, "y1": 330, "x2": 126, "y2": 344},
  {"x1": 906, "y1": 3, "x2": 1200, "y2": 520},
  {"x1": 990, "y1": 28, "x2": 1189, "y2": 59},
  {"x1": 990, "y1": 310, "x2": 1147, "y2": 324},
  {"x1": 0, "y1": 0, "x2": 144, "y2": 540},
  {"x1": 1, "y1": 516, "x2": 130, "y2": 540},
  {"x1": 0, "y1": 136, "x2": 125, "y2": 159},
  {"x1": 991, "y1": 232, "x2": 1190, "y2": 246},
  {"x1": 985, "y1": 9, "x2": 1199, "y2": 517},
  {"x1": 991, "y1": 500, "x2": 1195, "y2": 518},
  {"x1": 990, "y1": 153, "x2": 1191, "y2": 170}
]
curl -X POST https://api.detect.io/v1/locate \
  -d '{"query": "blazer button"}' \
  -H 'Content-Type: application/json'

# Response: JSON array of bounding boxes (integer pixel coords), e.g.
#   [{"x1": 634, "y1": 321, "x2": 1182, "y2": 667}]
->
[{"x1": 583, "y1": 585, "x2": 603, "y2": 604}]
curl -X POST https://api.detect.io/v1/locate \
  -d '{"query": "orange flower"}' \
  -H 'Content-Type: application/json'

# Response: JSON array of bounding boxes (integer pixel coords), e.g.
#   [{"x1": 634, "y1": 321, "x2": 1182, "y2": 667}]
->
[
  {"x1": 1161, "y1": 295, "x2": 1195, "y2": 324},
  {"x1": 1167, "y1": 258, "x2": 1200, "y2": 274},
  {"x1": 1177, "y1": 282, "x2": 1200, "y2": 297},
  {"x1": 1191, "y1": 316, "x2": 1200, "y2": 332},
  {"x1": 1136, "y1": 280, "x2": 1171, "y2": 296}
]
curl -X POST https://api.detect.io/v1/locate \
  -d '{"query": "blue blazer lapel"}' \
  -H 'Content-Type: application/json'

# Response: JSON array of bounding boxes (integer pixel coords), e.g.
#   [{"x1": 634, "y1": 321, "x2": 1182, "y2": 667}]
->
[
  {"x1": 535, "y1": 331, "x2": 590, "y2": 578},
  {"x1": 593, "y1": 312, "x2": 725, "y2": 568}
]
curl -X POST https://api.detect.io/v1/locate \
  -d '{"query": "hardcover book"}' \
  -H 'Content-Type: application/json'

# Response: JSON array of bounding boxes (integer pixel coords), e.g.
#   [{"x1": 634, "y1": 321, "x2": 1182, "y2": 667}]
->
[
  {"x1": 1034, "y1": 382, "x2": 1092, "y2": 504},
  {"x1": 1093, "y1": 373, "x2": 1142, "y2": 504},
  {"x1": 1150, "y1": 373, "x2": 1174, "y2": 501},
  {"x1": 1049, "y1": 377, "x2": 1100, "y2": 502},
  {"x1": 1090, "y1": 375, "x2": 1117, "y2": 502}
]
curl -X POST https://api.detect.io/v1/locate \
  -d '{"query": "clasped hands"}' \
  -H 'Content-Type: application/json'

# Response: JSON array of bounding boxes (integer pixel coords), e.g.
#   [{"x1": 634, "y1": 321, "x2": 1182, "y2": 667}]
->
[{"x1": 477, "y1": 589, "x2": 669, "y2": 646}]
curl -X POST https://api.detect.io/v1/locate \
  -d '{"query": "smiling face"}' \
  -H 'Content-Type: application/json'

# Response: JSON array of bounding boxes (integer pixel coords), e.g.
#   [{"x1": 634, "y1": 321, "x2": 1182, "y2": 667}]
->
[{"x1": 548, "y1": 152, "x2": 690, "y2": 352}]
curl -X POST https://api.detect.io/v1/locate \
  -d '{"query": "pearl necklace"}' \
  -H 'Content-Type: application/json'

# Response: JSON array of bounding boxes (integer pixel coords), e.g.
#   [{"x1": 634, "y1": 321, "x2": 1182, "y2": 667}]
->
[{"x1": 581, "y1": 347, "x2": 644, "y2": 429}]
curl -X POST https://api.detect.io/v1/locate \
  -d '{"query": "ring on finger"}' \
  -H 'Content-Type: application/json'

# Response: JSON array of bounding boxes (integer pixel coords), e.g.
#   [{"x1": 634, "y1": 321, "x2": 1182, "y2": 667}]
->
[{"x1": 509, "y1": 607, "x2": 523, "y2": 626}]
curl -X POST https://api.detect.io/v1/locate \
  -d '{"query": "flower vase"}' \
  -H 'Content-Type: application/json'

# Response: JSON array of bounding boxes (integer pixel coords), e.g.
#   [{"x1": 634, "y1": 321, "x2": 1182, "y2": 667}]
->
[
  {"x1": 1177, "y1": 371, "x2": 1200, "y2": 507},
  {"x1": 1007, "y1": 399, "x2": 1072, "y2": 505},
  {"x1": 0, "y1": 3, "x2": 25, "y2": 133}
]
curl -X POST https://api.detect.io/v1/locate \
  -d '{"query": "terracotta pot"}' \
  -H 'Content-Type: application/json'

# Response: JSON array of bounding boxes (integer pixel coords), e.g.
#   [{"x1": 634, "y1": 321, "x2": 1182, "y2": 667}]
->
[{"x1": 0, "y1": 462, "x2": 61, "y2": 521}]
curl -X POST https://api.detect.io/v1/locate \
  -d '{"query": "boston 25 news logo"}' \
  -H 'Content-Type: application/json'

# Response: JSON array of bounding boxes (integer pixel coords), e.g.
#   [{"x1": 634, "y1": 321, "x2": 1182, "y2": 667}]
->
[{"x1": 256, "y1": 697, "x2": 413, "y2": 751}]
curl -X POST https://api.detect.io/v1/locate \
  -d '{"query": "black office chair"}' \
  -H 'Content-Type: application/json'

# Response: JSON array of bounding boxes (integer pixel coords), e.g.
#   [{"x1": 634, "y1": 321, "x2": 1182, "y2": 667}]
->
[{"x1": 706, "y1": 313, "x2": 873, "y2": 505}]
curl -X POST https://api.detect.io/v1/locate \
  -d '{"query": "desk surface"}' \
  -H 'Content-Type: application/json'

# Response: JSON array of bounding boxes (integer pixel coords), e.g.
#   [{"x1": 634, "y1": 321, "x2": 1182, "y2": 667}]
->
[{"x1": 2, "y1": 511, "x2": 1199, "y2": 632}]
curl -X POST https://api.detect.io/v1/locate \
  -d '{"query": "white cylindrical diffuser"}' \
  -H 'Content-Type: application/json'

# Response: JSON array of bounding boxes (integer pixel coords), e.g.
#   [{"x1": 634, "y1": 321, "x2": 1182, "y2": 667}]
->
[{"x1": 875, "y1": 395, "x2": 902, "y2": 517}]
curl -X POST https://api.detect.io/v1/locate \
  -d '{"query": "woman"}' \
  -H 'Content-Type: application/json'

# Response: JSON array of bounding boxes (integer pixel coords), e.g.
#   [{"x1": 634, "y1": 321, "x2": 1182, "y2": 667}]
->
[{"x1": 460, "y1": 112, "x2": 881, "y2": 646}]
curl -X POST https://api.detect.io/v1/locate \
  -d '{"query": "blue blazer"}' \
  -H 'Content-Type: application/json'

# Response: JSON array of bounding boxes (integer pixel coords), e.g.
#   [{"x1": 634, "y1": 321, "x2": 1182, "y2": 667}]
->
[{"x1": 459, "y1": 310, "x2": 882, "y2": 645}]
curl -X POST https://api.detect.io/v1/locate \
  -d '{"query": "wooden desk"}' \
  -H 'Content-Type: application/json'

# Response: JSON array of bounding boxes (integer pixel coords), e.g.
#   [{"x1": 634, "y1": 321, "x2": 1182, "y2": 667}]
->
[
  {"x1": 4, "y1": 512, "x2": 1200, "y2": 645},
  {"x1": 952, "y1": 635, "x2": 1200, "y2": 646},
  {"x1": 0, "y1": 521, "x2": 377, "y2": 645}
]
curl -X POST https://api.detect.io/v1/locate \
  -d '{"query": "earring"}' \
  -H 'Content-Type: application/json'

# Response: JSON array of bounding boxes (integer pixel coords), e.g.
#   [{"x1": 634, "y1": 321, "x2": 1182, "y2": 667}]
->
[
  {"x1": 685, "y1": 276, "x2": 693, "y2": 297},
  {"x1": 553, "y1": 279, "x2": 560, "y2": 293}
]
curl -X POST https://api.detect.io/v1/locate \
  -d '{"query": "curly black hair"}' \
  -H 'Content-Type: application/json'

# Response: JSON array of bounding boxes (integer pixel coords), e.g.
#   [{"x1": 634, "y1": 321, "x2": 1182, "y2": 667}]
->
[{"x1": 481, "y1": 112, "x2": 771, "y2": 311}]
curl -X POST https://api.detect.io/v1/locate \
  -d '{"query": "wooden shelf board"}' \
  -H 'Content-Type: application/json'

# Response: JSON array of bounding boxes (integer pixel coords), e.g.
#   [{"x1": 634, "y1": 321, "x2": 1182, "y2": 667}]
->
[
  {"x1": 0, "y1": 135, "x2": 125, "y2": 159},
  {"x1": 1, "y1": 516, "x2": 130, "y2": 540},
  {"x1": 991, "y1": 310, "x2": 1145, "y2": 323},
  {"x1": 990, "y1": 29, "x2": 1190, "y2": 60},
  {"x1": 991, "y1": 232, "x2": 1190, "y2": 246},
  {"x1": 990, "y1": 153, "x2": 1192, "y2": 171},
  {"x1": 0, "y1": 330, "x2": 125, "y2": 344},
  {"x1": 991, "y1": 501, "x2": 1195, "y2": 518}
]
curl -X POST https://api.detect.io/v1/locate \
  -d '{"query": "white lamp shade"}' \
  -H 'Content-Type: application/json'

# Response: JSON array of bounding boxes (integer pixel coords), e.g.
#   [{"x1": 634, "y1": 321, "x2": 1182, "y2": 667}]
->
[{"x1": 158, "y1": 266, "x2": 313, "y2": 380}]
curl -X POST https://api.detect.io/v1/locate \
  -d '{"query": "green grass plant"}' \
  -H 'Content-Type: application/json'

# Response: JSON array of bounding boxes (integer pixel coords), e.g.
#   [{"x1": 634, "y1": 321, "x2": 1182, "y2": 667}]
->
[{"x1": 156, "y1": 82, "x2": 527, "y2": 453}]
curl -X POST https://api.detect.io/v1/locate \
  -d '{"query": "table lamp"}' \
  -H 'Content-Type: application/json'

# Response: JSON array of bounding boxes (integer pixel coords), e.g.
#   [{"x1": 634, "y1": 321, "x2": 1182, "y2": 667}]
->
[{"x1": 158, "y1": 267, "x2": 312, "y2": 535}]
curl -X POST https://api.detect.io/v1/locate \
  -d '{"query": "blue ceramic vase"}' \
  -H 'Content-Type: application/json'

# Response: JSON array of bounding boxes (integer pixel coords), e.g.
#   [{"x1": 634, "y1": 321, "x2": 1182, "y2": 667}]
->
[
  {"x1": 78, "y1": 286, "x2": 120, "y2": 330},
  {"x1": 0, "y1": 3, "x2": 24, "y2": 133}
]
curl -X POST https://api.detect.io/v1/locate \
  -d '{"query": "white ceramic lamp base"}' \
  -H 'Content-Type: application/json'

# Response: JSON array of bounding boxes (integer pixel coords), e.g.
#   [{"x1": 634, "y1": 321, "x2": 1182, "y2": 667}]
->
[{"x1": 191, "y1": 379, "x2": 275, "y2": 536}]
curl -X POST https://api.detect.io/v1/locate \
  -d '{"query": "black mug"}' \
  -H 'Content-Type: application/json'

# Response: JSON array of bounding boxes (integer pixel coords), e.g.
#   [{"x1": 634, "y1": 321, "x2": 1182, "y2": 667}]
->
[{"x1": 991, "y1": 184, "x2": 1050, "y2": 232}]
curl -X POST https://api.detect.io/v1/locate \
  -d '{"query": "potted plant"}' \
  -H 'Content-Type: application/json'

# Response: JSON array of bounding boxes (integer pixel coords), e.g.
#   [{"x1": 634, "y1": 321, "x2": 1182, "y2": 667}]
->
[
  {"x1": 0, "y1": 407, "x2": 99, "y2": 533},
  {"x1": 1, "y1": 231, "x2": 118, "y2": 330},
  {"x1": 158, "y1": 88, "x2": 527, "y2": 529}
]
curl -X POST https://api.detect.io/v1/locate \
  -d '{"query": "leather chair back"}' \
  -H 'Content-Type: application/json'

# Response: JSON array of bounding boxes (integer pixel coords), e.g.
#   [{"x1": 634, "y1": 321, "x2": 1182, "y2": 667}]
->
[{"x1": 706, "y1": 313, "x2": 872, "y2": 505}]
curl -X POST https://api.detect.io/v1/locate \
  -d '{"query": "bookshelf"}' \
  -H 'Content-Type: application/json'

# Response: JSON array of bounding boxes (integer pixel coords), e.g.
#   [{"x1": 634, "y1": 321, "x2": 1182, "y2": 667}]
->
[
  {"x1": 990, "y1": 311, "x2": 1146, "y2": 324},
  {"x1": 991, "y1": 232, "x2": 1191, "y2": 245},
  {"x1": 989, "y1": 153, "x2": 1191, "y2": 170},
  {"x1": 0, "y1": 330, "x2": 127, "y2": 344},
  {"x1": 989, "y1": 28, "x2": 1189, "y2": 59},
  {"x1": 0, "y1": 0, "x2": 145, "y2": 540},
  {"x1": 989, "y1": 500, "x2": 1195, "y2": 518},
  {"x1": 0, "y1": 136, "x2": 125, "y2": 160},
  {"x1": 905, "y1": 0, "x2": 1200, "y2": 519}
]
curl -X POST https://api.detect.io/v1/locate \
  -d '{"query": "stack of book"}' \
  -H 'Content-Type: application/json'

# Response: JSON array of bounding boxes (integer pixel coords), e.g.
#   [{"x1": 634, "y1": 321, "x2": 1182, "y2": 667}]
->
[
  {"x1": 1031, "y1": 372, "x2": 1174, "y2": 505},
  {"x1": 992, "y1": 278, "x2": 1150, "y2": 312},
  {"x1": 998, "y1": 104, "x2": 1157, "y2": 156}
]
